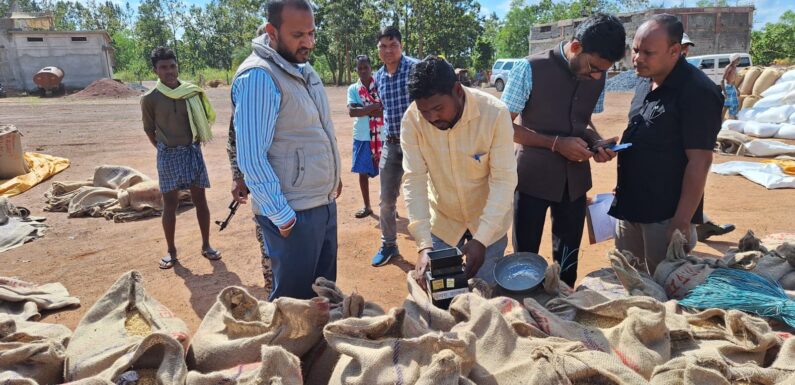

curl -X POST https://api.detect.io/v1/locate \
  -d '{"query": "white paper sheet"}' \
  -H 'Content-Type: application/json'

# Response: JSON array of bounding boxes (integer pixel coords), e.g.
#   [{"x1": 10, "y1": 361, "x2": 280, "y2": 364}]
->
[{"x1": 586, "y1": 193, "x2": 616, "y2": 244}]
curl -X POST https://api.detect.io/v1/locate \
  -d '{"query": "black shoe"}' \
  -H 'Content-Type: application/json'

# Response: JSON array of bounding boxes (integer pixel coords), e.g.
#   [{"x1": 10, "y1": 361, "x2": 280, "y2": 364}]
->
[{"x1": 697, "y1": 222, "x2": 736, "y2": 241}]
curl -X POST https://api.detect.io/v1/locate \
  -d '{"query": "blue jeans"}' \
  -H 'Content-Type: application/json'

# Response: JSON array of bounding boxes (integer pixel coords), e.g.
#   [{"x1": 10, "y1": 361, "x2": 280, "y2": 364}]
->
[
  {"x1": 431, "y1": 232, "x2": 508, "y2": 285},
  {"x1": 256, "y1": 202, "x2": 337, "y2": 300},
  {"x1": 379, "y1": 142, "x2": 403, "y2": 246}
]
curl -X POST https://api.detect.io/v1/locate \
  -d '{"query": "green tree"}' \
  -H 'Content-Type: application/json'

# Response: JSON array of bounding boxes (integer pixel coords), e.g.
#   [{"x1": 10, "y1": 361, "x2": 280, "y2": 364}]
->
[
  {"x1": 472, "y1": 36, "x2": 495, "y2": 72},
  {"x1": 750, "y1": 11, "x2": 795, "y2": 66}
]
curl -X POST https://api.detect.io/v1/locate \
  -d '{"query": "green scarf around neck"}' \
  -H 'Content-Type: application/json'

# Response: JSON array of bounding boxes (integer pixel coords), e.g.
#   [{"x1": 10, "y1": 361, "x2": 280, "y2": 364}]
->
[{"x1": 149, "y1": 79, "x2": 216, "y2": 143}]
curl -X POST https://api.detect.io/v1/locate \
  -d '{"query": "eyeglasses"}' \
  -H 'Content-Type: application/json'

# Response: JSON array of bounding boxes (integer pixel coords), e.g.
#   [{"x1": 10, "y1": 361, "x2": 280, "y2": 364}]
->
[{"x1": 584, "y1": 55, "x2": 609, "y2": 74}]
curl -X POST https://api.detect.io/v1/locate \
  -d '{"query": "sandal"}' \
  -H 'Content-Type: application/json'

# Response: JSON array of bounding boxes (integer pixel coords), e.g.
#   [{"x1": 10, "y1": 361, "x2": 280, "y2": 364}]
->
[
  {"x1": 159, "y1": 254, "x2": 178, "y2": 269},
  {"x1": 202, "y1": 248, "x2": 222, "y2": 261},
  {"x1": 355, "y1": 207, "x2": 373, "y2": 219}
]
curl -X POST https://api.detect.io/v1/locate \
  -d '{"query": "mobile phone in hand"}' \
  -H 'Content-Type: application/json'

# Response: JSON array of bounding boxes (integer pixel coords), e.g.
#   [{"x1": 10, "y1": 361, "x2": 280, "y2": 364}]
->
[
  {"x1": 589, "y1": 139, "x2": 617, "y2": 153},
  {"x1": 607, "y1": 143, "x2": 632, "y2": 152}
]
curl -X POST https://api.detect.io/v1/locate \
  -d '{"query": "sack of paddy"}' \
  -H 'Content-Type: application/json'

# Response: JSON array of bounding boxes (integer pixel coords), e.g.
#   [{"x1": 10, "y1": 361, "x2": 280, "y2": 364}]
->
[
  {"x1": 781, "y1": 69, "x2": 795, "y2": 83},
  {"x1": 722, "y1": 230, "x2": 795, "y2": 290},
  {"x1": 650, "y1": 341, "x2": 795, "y2": 385},
  {"x1": 186, "y1": 286, "x2": 329, "y2": 373},
  {"x1": 64, "y1": 271, "x2": 189, "y2": 381},
  {"x1": 741, "y1": 94, "x2": 762, "y2": 109},
  {"x1": 402, "y1": 271, "x2": 466, "y2": 335},
  {"x1": 0, "y1": 125, "x2": 29, "y2": 179},
  {"x1": 738, "y1": 106, "x2": 764, "y2": 121},
  {"x1": 324, "y1": 307, "x2": 477, "y2": 385},
  {"x1": 668, "y1": 307, "x2": 782, "y2": 368},
  {"x1": 187, "y1": 345, "x2": 303, "y2": 385},
  {"x1": 447, "y1": 293, "x2": 649, "y2": 384},
  {"x1": 721, "y1": 119, "x2": 746, "y2": 133},
  {"x1": 777, "y1": 123, "x2": 795, "y2": 139},
  {"x1": 520, "y1": 293, "x2": 670, "y2": 380},
  {"x1": 755, "y1": 105, "x2": 795, "y2": 124},
  {"x1": 752, "y1": 68, "x2": 784, "y2": 96},
  {"x1": 0, "y1": 315, "x2": 72, "y2": 385},
  {"x1": 761, "y1": 80, "x2": 795, "y2": 97},
  {"x1": 754, "y1": 92, "x2": 788, "y2": 109},
  {"x1": 743, "y1": 121, "x2": 781, "y2": 138},
  {"x1": 577, "y1": 267, "x2": 633, "y2": 300},
  {"x1": 0, "y1": 277, "x2": 80, "y2": 321},
  {"x1": 69, "y1": 332, "x2": 188, "y2": 385},
  {"x1": 739, "y1": 66, "x2": 762, "y2": 95},
  {"x1": 575, "y1": 250, "x2": 667, "y2": 303},
  {"x1": 302, "y1": 278, "x2": 384, "y2": 385},
  {"x1": 653, "y1": 231, "x2": 732, "y2": 300}
]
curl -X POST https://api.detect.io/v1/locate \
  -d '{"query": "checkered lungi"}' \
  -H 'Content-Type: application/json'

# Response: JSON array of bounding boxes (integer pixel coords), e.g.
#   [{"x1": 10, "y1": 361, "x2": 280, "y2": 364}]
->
[{"x1": 156, "y1": 142, "x2": 210, "y2": 193}]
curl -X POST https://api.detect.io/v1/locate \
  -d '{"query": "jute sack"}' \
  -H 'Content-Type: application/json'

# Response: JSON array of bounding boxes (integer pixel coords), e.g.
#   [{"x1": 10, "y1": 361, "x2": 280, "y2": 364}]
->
[
  {"x1": 653, "y1": 231, "x2": 731, "y2": 300},
  {"x1": 302, "y1": 278, "x2": 384, "y2": 385},
  {"x1": 651, "y1": 337, "x2": 795, "y2": 385},
  {"x1": 669, "y1": 307, "x2": 781, "y2": 366},
  {"x1": 187, "y1": 286, "x2": 329, "y2": 373},
  {"x1": 0, "y1": 277, "x2": 80, "y2": 321},
  {"x1": 609, "y1": 250, "x2": 668, "y2": 302},
  {"x1": 415, "y1": 349, "x2": 477, "y2": 385},
  {"x1": 752, "y1": 67, "x2": 784, "y2": 96},
  {"x1": 742, "y1": 95, "x2": 762, "y2": 109},
  {"x1": 530, "y1": 292, "x2": 672, "y2": 379},
  {"x1": 723, "y1": 230, "x2": 795, "y2": 289},
  {"x1": 72, "y1": 333, "x2": 188, "y2": 385},
  {"x1": 448, "y1": 294, "x2": 650, "y2": 385},
  {"x1": 64, "y1": 271, "x2": 189, "y2": 380},
  {"x1": 325, "y1": 307, "x2": 477, "y2": 385},
  {"x1": 187, "y1": 345, "x2": 303, "y2": 385},
  {"x1": 577, "y1": 268, "x2": 632, "y2": 300},
  {"x1": 403, "y1": 271, "x2": 459, "y2": 335},
  {"x1": 0, "y1": 125, "x2": 29, "y2": 179},
  {"x1": 0, "y1": 315, "x2": 72, "y2": 385},
  {"x1": 739, "y1": 67, "x2": 763, "y2": 95}
]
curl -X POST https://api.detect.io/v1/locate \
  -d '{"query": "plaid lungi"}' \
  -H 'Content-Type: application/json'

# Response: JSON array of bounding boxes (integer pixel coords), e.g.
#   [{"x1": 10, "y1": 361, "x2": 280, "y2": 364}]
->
[{"x1": 156, "y1": 142, "x2": 210, "y2": 193}]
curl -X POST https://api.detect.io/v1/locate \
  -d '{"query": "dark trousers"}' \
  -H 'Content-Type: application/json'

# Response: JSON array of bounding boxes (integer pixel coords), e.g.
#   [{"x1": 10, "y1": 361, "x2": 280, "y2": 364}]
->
[
  {"x1": 256, "y1": 202, "x2": 337, "y2": 301},
  {"x1": 513, "y1": 186, "x2": 586, "y2": 287}
]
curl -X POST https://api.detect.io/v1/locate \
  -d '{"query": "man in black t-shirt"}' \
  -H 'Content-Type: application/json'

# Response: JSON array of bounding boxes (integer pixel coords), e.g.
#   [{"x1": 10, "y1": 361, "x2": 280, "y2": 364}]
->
[{"x1": 608, "y1": 15, "x2": 723, "y2": 275}]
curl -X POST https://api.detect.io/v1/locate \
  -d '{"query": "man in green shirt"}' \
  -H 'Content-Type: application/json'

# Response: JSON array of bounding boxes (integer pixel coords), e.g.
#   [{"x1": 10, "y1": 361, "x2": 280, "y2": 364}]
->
[{"x1": 141, "y1": 46, "x2": 220, "y2": 269}]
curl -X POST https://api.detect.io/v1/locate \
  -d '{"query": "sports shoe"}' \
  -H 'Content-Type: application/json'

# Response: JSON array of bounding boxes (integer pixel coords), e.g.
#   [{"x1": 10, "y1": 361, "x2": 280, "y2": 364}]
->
[{"x1": 371, "y1": 244, "x2": 399, "y2": 267}]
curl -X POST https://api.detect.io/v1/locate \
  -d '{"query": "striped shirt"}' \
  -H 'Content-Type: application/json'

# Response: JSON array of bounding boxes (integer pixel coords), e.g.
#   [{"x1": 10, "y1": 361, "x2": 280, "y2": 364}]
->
[
  {"x1": 375, "y1": 55, "x2": 419, "y2": 137},
  {"x1": 501, "y1": 43, "x2": 605, "y2": 115},
  {"x1": 232, "y1": 67, "x2": 295, "y2": 227}
]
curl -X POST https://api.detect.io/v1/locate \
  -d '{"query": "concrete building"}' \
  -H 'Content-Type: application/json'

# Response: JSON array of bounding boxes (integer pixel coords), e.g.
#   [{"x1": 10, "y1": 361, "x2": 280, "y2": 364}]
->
[
  {"x1": 0, "y1": 10, "x2": 114, "y2": 91},
  {"x1": 528, "y1": 7, "x2": 754, "y2": 70}
]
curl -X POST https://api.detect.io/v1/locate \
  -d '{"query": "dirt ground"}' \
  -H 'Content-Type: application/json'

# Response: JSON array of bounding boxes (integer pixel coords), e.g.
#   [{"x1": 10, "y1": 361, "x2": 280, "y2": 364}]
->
[{"x1": 2, "y1": 85, "x2": 793, "y2": 332}]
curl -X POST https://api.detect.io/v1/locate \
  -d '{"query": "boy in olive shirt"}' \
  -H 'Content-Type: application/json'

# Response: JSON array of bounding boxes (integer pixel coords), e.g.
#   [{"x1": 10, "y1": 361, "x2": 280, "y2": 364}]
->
[{"x1": 141, "y1": 46, "x2": 220, "y2": 269}]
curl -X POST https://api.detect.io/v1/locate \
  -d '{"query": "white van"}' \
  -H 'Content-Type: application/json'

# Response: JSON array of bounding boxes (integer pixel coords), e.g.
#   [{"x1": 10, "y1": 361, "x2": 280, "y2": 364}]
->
[
  {"x1": 489, "y1": 58, "x2": 523, "y2": 92},
  {"x1": 686, "y1": 53, "x2": 752, "y2": 84}
]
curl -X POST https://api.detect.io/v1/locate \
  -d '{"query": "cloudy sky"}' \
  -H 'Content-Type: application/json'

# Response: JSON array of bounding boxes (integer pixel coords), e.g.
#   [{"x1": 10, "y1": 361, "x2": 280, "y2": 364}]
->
[{"x1": 478, "y1": 0, "x2": 789, "y2": 30}]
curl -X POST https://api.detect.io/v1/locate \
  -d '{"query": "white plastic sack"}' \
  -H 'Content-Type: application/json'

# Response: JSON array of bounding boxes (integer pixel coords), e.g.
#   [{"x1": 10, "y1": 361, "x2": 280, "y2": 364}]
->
[
  {"x1": 756, "y1": 105, "x2": 795, "y2": 124},
  {"x1": 738, "y1": 107, "x2": 765, "y2": 121},
  {"x1": 743, "y1": 139, "x2": 795, "y2": 157},
  {"x1": 785, "y1": 90, "x2": 795, "y2": 105},
  {"x1": 753, "y1": 93, "x2": 787, "y2": 109},
  {"x1": 743, "y1": 121, "x2": 781, "y2": 138},
  {"x1": 762, "y1": 80, "x2": 795, "y2": 97},
  {"x1": 782, "y1": 69, "x2": 795, "y2": 82},
  {"x1": 722, "y1": 119, "x2": 745, "y2": 133},
  {"x1": 790, "y1": 111, "x2": 795, "y2": 124},
  {"x1": 712, "y1": 161, "x2": 795, "y2": 189},
  {"x1": 775, "y1": 124, "x2": 795, "y2": 140}
]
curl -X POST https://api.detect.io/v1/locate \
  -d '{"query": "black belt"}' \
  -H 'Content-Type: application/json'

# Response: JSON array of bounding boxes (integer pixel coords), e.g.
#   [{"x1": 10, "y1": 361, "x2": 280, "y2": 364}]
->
[{"x1": 386, "y1": 135, "x2": 400, "y2": 144}]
